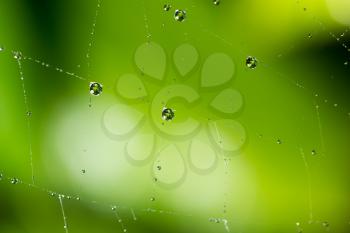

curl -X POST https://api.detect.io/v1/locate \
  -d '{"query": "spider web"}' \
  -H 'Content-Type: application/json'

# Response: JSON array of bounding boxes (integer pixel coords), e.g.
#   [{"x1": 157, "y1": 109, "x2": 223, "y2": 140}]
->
[{"x1": 0, "y1": 0, "x2": 350, "y2": 232}]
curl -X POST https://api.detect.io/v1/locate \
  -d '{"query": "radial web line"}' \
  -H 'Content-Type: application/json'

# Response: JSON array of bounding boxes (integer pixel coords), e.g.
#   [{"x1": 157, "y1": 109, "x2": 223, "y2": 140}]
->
[{"x1": 14, "y1": 54, "x2": 35, "y2": 185}]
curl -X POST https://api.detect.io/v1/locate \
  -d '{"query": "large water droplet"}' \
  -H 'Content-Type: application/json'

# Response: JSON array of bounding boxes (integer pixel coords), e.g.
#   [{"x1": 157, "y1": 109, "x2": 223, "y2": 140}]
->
[
  {"x1": 162, "y1": 107, "x2": 175, "y2": 121},
  {"x1": 89, "y1": 82, "x2": 103, "y2": 96},
  {"x1": 246, "y1": 56, "x2": 258, "y2": 69},
  {"x1": 174, "y1": 9, "x2": 187, "y2": 22}
]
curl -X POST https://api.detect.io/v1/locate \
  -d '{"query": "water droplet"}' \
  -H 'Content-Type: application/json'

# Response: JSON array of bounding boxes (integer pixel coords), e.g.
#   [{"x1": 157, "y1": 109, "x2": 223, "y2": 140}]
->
[
  {"x1": 111, "y1": 206, "x2": 117, "y2": 211},
  {"x1": 150, "y1": 197, "x2": 156, "y2": 201},
  {"x1": 345, "y1": 61, "x2": 349, "y2": 66},
  {"x1": 11, "y1": 178, "x2": 19, "y2": 184},
  {"x1": 89, "y1": 82, "x2": 103, "y2": 96},
  {"x1": 0, "y1": 173, "x2": 3, "y2": 180},
  {"x1": 277, "y1": 139, "x2": 282, "y2": 144},
  {"x1": 163, "y1": 4, "x2": 171, "y2": 11},
  {"x1": 81, "y1": 169, "x2": 86, "y2": 174},
  {"x1": 153, "y1": 177, "x2": 158, "y2": 182},
  {"x1": 246, "y1": 56, "x2": 258, "y2": 69},
  {"x1": 156, "y1": 165, "x2": 162, "y2": 171},
  {"x1": 26, "y1": 111, "x2": 32, "y2": 117},
  {"x1": 308, "y1": 33, "x2": 312, "y2": 38},
  {"x1": 213, "y1": 0, "x2": 220, "y2": 5},
  {"x1": 76, "y1": 197, "x2": 80, "y2": 201},
  {"x1": 322, "y1": 221, "x2": 329, "y2": 228},
  {"x1": 13, "y1": 51, "x2": 23, "y2": 60},
  {"x1": 174, "y1": 9, "x2": 186, "y2": 22},
  {"x1": 162, "y1": 107, "x2": 175, "y2": 121},
  {"x1": 334, "y1": 103, "x2": 338, "y2": 107},
  {"x1": 311, "y1": 150, "x2": 316, "y2": 156},
  {"x1": 0, "y1": 46, "x2": 4, "y2": 52},
  {"x1": 296, "y1": 222, "x2": 300, "y2": 226}
]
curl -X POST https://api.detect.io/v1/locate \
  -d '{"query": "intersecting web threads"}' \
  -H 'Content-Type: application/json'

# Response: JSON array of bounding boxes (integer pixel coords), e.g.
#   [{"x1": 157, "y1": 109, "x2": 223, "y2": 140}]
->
[{"x1": 0, "y1": 0, "x2": 350, "y2": 232}]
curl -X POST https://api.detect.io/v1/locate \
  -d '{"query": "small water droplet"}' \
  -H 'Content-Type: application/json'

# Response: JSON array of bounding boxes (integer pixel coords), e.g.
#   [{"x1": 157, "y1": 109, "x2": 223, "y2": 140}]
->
[
  {"x1": 246, "y1": 56, "x2": 258, "y2": 69},
  {"x1": 76, "y1": 197, "x2": 80, "y2": 201},
  {"x1": 311, "y1": 150, "x2": 316, "y2": 156},
  {"x1": 156, "y1": 165, "x2": 162, "y2": 170},
  {"x1": 174, "y1": 9, "x2": 186, "y2": 22},
  {"x1": 0, "y1": 173, "x2": 3, "y2": 181},
  {"x1": 153, "y1": 177, "x2": 158, "y2": 182},
  {"x1": 345, "y1": 61, "x2": 349, "y2": 66},
  {"x1": 11, "y1": 178, "x2": 19, "y2": 184},
  {"x1": 0, "y1": 46, "x2": 4, "y2": 52},
  {"x1": 162, "y1": 107, "x2": 175, "y2": 121},
  {"x1": 277, "y1": 139, "x2": 282, "y2": 144},
  {"x1": 163, "y1": 4, "x2": 171, "y2": 11},
  {"x1": 81, "y1": 169, "x2": 86, "y2": 174},
  {"x1": 111, "y1": 206, "x2": 117, "y2": 211},
  {"x1": 334, "y1": 103, "x2": 338, "y2": 107},
  {"x1": 150, "y1": 197, "x2": 156, "y2": 201},
  {"x1": 26, "y1": 111, "x2": 32, "y2": 117},
  {"x1": 89, "y1": 82, "x2": 103, "y2": 96},
  {"x1": 213, "y1": 0, "x2": 220, "y2": 5},
  {"x1": 13, "y1": 51, "x2": 23, "y2": 60},
  {"x1": 322, "y1": 221, "x2": 329, "y2": 228},
  {"x1": 308, "y1": 33, "x2": 312, "y2": 38}
]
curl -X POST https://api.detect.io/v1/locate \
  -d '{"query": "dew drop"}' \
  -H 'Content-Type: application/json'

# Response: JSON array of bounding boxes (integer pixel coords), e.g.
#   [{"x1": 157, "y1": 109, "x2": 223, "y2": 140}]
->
[
  {"x1": 156, "y1": 165, "x2": 162, "y2": 171},
  {"x1": 162, "y1": 107, "x2": 175, "y2": 121},
  {"x1": 13, "y1": 51, "x2": 23, "y2": 60},
  {"x1": 311, "y1": 150, "x2": 316, "y2": 156},
  {"x1": 26, "y1": 111, "x2": 32, "y2": 117},
  {"x1": 308, "y1": 33, "x2": 312, "y2": 38},
  {"x1": 0, "y1": 46, "x2": 4, "y2": 52},
  {"x1": 213, "y1": 0, "x2": 220, "y2": 5},
  {"x1": 345, "y1": 61, "x2": 349, "y2": 66},
  {"x1": 81, "y1": 169, "x2": 86, "y2": 174},
  {"x1": 322, "y1": 221, "x2": 330, "y2": 228},
  {"x1": 246, "y1": 56, "x2": 258, "y2": 69},
  {"x1": 150, "y1": 197, "x2": 156, "y2": 201},
  {"x1": 111, "y1": 206, "x2": 117, "y2": 211},
  {"x1": 89, "y1": 82, "x2": 103, "y2": 96},
  {"x1": 277, "y1": 139, "x2": 282, "y2": 144},
  {"x1": 163, "y1": 4, "x2": 171, "y2": 11},
  {"x1": 174, "y1": 9, "x2": 186, "y2": 22},
  {"x1": 11, "y1": 178, "x2": 19, "y2": 184},
  {"x1": 0, "y1": 173, "x2": 3, "y2": 181}
]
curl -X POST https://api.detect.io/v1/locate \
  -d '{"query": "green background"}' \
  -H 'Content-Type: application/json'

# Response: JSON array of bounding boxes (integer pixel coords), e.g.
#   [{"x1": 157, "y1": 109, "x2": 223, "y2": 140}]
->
[{"x1": 1, "y1": 0, "x2": 350, "y2": 232}]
